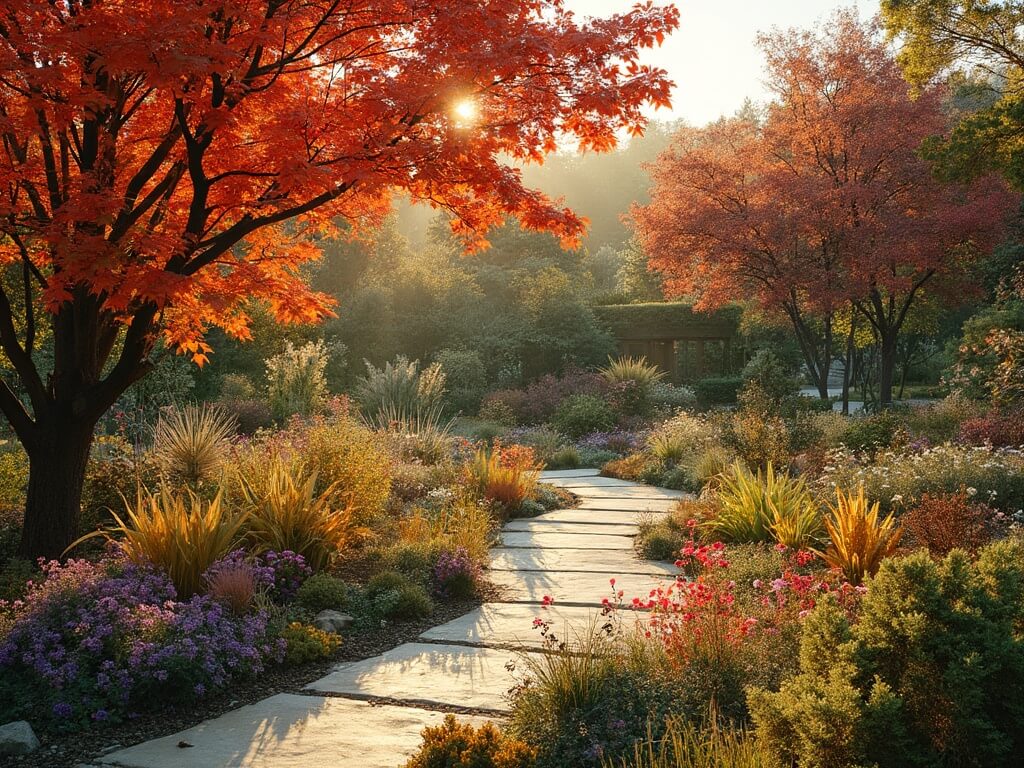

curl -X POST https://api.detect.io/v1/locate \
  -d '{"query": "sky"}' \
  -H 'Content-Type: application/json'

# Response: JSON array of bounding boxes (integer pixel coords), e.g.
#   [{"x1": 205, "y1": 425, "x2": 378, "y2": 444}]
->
[{"x1": 563, "y1": 0, "x2": 881, "y2": 126}]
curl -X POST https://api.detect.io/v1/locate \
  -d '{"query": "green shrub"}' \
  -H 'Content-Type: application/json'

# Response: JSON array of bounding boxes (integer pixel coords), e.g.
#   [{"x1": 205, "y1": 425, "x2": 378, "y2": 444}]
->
[
  {"x1": 366, "y1": 571, "x2": 434, "y2": 620},
  {"x1": 552, "y1": 394, "x2": 616, "y2": 439},
  {"x1": 738, "y1": 350, "x2": 799, "y2": 416},
  {"x1": 749, "y1": 543, "x2": 1024, "y2": 768},
  {"x1": 281, "y1": 622, "x2": 342, "y2": 665},
  {"x1": 546, "y1": 446, "x2": 582, "y2": 470},
  {"x1": 841, "y1": 410, "x2": 905, "y2": 453},
  {"x1": 478, "y1": 397, "x2": 518, "y2": 426},
  {"x1": 406, "y1": 714, "x2": 537, "y2": 768},
  {"x1": 296, "y1": 572, "x2": 349, "y2": 613},
  {"x1": 377, "y1": 541, "x2": 443, "y2": 583},
  {"x1": 650, "y1": 382, "x2": 697, "y2": 413},
  {"x1": 693, "y1": 377, "x2": 742, "y2": 407},
  {"x1": 266, "y1": 340, "x2": 330, "y2": 421},
  {"x1": 436, "y1": 349, "x2": 488, "y2": 414}
]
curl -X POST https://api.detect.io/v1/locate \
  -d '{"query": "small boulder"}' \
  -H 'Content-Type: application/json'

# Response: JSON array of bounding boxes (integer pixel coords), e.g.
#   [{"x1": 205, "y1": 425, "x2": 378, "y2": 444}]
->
[
  {"x1": 0, "y1": 720, "x2": 40, "y2": 756},
  {"x1": 314, "y1": 609, "x2": 353, "y2": 634}
]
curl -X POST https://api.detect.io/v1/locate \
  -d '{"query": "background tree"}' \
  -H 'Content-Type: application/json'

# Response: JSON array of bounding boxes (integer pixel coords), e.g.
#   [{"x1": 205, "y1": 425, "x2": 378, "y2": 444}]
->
[
  {"x1": 0, "y1": 0, "x2": 678, "y2": 558},
  {"x1": 633, "y1": 11, "x2": 1011, "y2": 405}
]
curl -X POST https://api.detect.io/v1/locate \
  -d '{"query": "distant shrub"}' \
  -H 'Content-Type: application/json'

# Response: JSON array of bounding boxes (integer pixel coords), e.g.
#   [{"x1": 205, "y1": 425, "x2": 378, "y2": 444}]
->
[
  {"x1": 727, "y1": 411, "x2": 792, "y2": 471},
  {"x1": 266, "y1": 340, "x2": 329, "y2": 421},
  {"x1": 738, "y1": 350, "x2": 799, "y2": 415},
  {"x1": 505, "y1": 425, "x2": 570, "y2": 461},
  {"x1": 693, "y1": 376, "x2": 742, "y2": 406},
  {"x1": 0, "y1": 558, "x2": 35, "y2": 602},
  {"x1": 435, "y1": 349, "x2": 487, "y2": 414},
  {"x1": 749, "y1": 543, "x2": 1024, "y2": 768},
  {"x1": 841, "y1": 410, "x2": 905, "y2": 453},
  {"x1": 281, "y1": 622, "x2": 342, "y2": 665},
  {"x1": 405, "y1": 714, "x2": 537, "y2": 768},
  {"x1": 904, "y1": 490, "x2": 993, "y2": 556},
  {"x1": 296, "y1": 572, "x2": 349, "y2": 613},
  {"x1": 478, "y1": 392, "x2": 525, "y2": 426},
  {"x1": 601, "y1": 355, "x2": 666, "y2": 389},
  {"x1": 552, "y1": 394, "x2": 616, "y2": 439},
  {"x1": 650, "y1": 382, "x2": 697, "y2": 413},
  {"x1": 602, "y1": 453, "x2": 663, "y2": 485},
  {"x1": 218, "y1": 398, "x2": 274, "y2": 435},
  {"x1": 546, "y1": 446, "x2": 581, "y2": 470},
  {"x1": 902, "y1": 394, "x2": 980, "y2": 444},
  {"x1": 218, "y1": 373, "x2": 255, "y2": 401}
]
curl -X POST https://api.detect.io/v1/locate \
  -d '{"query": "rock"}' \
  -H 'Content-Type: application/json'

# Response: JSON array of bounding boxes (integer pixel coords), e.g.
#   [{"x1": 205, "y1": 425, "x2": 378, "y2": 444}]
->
[
  {"x1": 314, "y1": 610, "x2": 353, "y2": 634},
  {"x1": 0, "y1": 720, "x2": 40, "y2": 756}
]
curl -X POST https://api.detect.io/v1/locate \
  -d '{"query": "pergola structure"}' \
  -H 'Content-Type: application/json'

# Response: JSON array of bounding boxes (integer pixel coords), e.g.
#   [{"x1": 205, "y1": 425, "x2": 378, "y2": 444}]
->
[{"x1": 594, "y1": 302, "x2": 742, "y2": 384}]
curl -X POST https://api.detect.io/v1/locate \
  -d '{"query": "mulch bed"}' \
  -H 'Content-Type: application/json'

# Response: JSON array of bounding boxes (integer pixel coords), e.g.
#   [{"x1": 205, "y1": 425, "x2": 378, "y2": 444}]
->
[{"x1": 9, "y1": 585, "x2": 502, "y2": 768}]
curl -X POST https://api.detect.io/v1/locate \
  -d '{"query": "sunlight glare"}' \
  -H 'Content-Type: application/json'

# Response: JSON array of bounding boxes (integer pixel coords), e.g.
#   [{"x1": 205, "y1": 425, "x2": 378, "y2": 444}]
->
[{"x1": 453, "y1": 98, "x2": 478, "y2": 124}]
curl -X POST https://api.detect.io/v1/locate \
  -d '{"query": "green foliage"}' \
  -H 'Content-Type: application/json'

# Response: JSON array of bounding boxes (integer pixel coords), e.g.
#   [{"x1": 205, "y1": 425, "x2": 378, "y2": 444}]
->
[
  {"x1": 601, "y1": 356, "x2": 666, "y2": 389},
  {"x1": 552, "y1": 394, "x2": 616, "y2": 439},
  {"x1": 707, "y1": 462, "x2": 822, "y2": 548},
  {"x1": 750, "y1": 543, "x2": 1024, "y2": 767},
  {"x1": 152, "y1": 403, "x2": 236, "y2": 486},
  {"x1": 841, "y1": 410, "x2": 905, "y2": 453},
  {"x1": 0, "y1": 558, "x2": 35, "y2": 601},
  {"x1": 295, "y1": 572, "x2": 349, "y2": 613},
  {"x1": 405, "y1": 714, "x2": 537, "y2": 768},
  {"x1": 266, "y1": 340, "x2": 330, "y2": 421},
  {"x1": 0, "y1": 444, "x2": 28, "y2": 510},
  {"x1": 435, "y1": 348, "x2": 488, "y2": 414},
  {"x1": 546, "y1": 446, "x2": 582, "y2": 470},
  {"x1": 281, "y1": 622, "x2": 342, "y2": 665},
  {"x1": 738, "y1": 350, "x2": 799, "y2": 416},
  {"x1": 694, "y1": 377, "x2": 742, "y2": 407},
  {"x1": 365, "y1": 571, "x2": 434, "y2": 620},
  {"x1": 363, "y1": 403, "x2": 456, "y2": 465}
]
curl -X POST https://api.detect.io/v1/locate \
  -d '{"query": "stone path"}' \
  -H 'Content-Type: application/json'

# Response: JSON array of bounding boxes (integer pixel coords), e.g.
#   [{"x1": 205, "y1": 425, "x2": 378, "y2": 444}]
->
[{"x1": 98, "y1": 470, "x2": 682, "y2": 768}]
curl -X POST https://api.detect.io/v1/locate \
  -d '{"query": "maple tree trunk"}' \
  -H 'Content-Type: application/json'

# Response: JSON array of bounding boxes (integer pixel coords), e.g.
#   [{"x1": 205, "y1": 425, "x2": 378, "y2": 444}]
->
[{"x1": 19, "y1": 420, "x2": 95, "y2": 560}]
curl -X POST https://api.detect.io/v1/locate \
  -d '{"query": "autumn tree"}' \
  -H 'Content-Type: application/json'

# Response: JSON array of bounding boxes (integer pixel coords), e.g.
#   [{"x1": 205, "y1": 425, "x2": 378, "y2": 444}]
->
[
  {"x1": 881, "y1": 1, "x2": 1024, "y2": 187},
  {"x1": 632, "y1": 12, "x2": 1011, "y2": 405},
  {"x1": 0, "y1": 0, "x2": 678, "y2": 558}
]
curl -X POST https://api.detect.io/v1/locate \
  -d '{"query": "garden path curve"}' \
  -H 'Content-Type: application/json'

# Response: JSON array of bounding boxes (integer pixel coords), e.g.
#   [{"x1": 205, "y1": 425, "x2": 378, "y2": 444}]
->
[{"x1": 94, "y1": 470, "x2": 685, "y2": 768}]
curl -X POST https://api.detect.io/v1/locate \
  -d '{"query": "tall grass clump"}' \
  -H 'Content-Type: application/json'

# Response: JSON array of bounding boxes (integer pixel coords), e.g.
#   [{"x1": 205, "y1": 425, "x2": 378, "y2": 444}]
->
[
  {"x1": 76, "y1": 489, "x2": 245, "y2": 598},
  {"x1": 468, "y1": 443, "x2": 540, "y2": 510},
  {"x1": 706, "y1": 462, "x2": 822, "y2": 549},
  {"x1": 608, "y1": 717, "x2": 764, "y2": 768},
  {"x1": 238, "y1": 456, "x2": 366, "y2": 571},
  {"x1": 152, "y1": 403, "x2": 236, "y2": 485},
  {"x1": 601, "y1": 356, "x2": 666, "y2": 388},
  {"x1": 355, "y1": 356, "x2": 445, "y2": 419},
  {"x1": 818, "y1": 486, "x2": 902, "y2": 584},
  {"x1": 266, "y1": 340, "x2": 329, "y2": 421},
  {"x1": 363, "y1": 403, "x2": 455, "y2": 464}
]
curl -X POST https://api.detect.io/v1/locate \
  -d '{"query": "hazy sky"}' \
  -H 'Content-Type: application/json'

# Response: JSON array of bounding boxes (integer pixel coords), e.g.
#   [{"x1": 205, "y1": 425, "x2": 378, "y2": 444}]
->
[{"x1": 564, "y1": 0, "x2": 881, "y2": 126}]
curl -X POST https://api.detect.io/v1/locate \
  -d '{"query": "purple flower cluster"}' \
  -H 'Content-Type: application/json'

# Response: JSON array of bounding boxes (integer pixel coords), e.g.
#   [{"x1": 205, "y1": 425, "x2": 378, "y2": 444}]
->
[
  {"x1": 0, "y1": 554, "x2": 283, "y2": 725},
  {"x1": 576, "y1": 429, "x2": 642, "y2": 455},
  {"x1": 204, "y1": 549, "x2": 311, "y2": 603},
  {"x1": 432, "y1": 547, "x2": 481, "y2": 599}
]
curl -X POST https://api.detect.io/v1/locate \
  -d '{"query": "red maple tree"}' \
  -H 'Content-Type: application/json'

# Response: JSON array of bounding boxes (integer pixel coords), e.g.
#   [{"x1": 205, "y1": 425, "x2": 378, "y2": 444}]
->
[
  {"x1": 632, "y1": 12, "x2": 1012, "y2": 403},
  {"x1": 0, "y1": 0, "x2": 679, "y2": 558}
]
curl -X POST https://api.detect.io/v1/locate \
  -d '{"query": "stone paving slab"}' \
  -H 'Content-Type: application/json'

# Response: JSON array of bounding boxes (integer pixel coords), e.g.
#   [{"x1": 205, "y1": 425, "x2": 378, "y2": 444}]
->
[
  {"x1": 526, "y1": 508, "x2": 670, "y2": 525},
  {"x1": 541, "y1": 476, "x2": 644, "y2": 488},
  {"x1": 420, "y1": 603, "x2": 647, "y2": 648},
  {"x1": 489, "y1": 569, "x2": 676, "y2": 605},
  {"x1": 502, "y1": 519, "x2": 639, "y2": 536},
  {"x1": 567, "y1": 485, "x2": 686, "y2": 500},
  {"x1": 539, "y1": 468, "x2": 600, "y2": 479},
  {"x1": 577, "y1": 497, "x2": 679, "y2": 512},
  {"x1": 489, "y1": 547, "x2": 677, "y2": 575},
  {"x1": 98, "y1": 694, "x2": 494, "y2": 768},
  {"x1": 306, "y1": 643, "x2": 526, "y2": 712},
  {"x1": 499, "y1": 531, "x2": 634, "y2": 550}
]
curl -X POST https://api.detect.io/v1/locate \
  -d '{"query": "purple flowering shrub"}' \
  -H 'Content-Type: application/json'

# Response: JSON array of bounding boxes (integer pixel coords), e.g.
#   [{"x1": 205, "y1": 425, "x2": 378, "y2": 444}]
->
[
  {"x1": 0, "y1": 553, "x2": 283, "y2": 726},
  {"x1": 432, "y1": 547, "x2": 481, "y2": 599}
]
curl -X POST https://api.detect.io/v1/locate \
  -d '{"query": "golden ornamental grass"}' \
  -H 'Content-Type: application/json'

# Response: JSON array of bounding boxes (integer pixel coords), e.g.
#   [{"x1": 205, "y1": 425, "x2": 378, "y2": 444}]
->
[{"x1": 818, "y1": 486, "x2": 903, "y2": 584}]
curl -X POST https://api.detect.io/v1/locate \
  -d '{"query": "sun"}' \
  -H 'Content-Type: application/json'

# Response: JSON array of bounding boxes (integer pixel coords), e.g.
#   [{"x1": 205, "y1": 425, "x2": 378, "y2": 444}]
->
[{"x1": 452, "y1": 98, "x2": 478, "y2": 124}]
